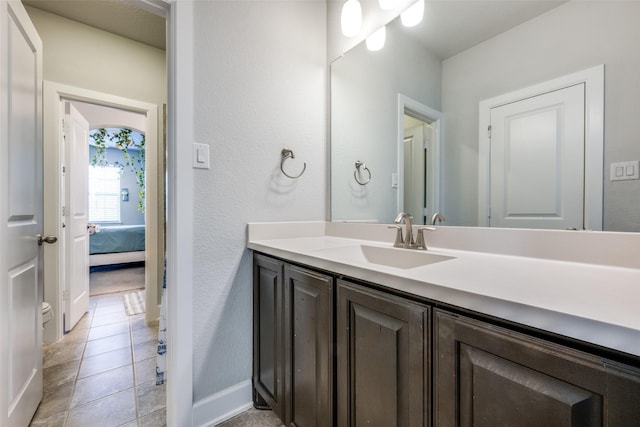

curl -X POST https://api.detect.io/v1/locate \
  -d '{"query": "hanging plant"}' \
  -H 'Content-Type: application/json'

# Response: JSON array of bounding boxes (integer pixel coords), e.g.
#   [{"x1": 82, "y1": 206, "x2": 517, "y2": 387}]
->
[{"x1": 90, "y1": 127, "x2": 146, "y2": 213}]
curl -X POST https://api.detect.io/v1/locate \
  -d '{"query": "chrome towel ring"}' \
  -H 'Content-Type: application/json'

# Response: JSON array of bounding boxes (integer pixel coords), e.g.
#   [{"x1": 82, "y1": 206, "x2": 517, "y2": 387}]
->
[
  {"x1": 280, "y1": 148, "x2": 306, "y2": 179},
  {"x1": 354, "y1": 160, "x2": 371, "y2": 185}
]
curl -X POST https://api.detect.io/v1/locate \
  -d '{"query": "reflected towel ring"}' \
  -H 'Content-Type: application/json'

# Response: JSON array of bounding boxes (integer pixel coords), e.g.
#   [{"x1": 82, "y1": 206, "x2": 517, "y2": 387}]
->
[
  {"x1": 280, "y1": 148, "x2": 306, "y2": 179},
  {"x1": 354, "y1": 160, "x2": 371, "y2": 185}
]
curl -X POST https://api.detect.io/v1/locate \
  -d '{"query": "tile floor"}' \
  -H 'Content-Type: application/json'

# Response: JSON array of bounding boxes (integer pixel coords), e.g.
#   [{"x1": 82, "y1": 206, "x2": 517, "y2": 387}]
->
[
  {"x1": 30, "y1": 292, "x2": 166, "y2": 427},
  {"x1": 215, "y1": 408, "x2": 284, "y2": 427}
]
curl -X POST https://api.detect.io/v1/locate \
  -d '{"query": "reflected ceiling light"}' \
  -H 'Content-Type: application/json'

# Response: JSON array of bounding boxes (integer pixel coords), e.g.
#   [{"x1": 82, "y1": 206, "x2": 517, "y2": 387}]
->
[
  {"x1": 366, "y1": 26, "x2": 386, "y2": 51},
  {"x1": 401, "y1": 0, "x2": 424, "y2": 27},
  {"x1": 378, "y1": 0, "x2": 397, "y2": 11},
  {"x1": 341, "y1": 0, "x2": 363, "y2": 37}
]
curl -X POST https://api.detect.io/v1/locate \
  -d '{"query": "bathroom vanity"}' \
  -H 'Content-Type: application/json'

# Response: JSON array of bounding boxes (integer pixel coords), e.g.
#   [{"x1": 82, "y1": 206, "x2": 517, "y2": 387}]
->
[{"x1": 249, "y1": 222, "x2": 640, "y2": 426}]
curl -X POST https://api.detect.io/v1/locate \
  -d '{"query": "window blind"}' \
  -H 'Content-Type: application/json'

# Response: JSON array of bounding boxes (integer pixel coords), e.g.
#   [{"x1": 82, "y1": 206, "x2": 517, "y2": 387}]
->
[{"x1": 88, "y1": 165, "x2": 121, "y2": 222}]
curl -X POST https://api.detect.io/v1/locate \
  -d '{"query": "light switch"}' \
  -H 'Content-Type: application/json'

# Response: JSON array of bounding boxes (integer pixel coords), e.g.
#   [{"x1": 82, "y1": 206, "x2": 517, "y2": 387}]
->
[
  {"x1": 391, "y1": 173, "x2": 398, "y2": 188},
  {"x1": 610, "y1": 160, "x2": 639, "y2": 181},
  {"x1": 192, "y1": 142, "x2": 210, "y2": 170}
]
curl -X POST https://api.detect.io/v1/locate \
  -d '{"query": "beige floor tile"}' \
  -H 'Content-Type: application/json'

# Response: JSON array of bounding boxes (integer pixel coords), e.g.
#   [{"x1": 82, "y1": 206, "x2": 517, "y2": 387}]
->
[
  {"x1": 132, "y1": 325, "x2": 158, "y2": 344},
  {"x1": 215, "y1": 408, "x2": 284, "y2": 427},
  {"x1": 92, "y1": 310, "x2": 130, "y2": 327},
  {"x1": 43, "y1": 359, "x2": 80, "y2": 391},
  {"x1": 78, "y1": 347, "x2": 132, "y2": 379},
  {"x1": 133, "y1": 339, "x2": 157, "y2": 362},
  {"x1": 139, "y1": 407, "x2": 166, "y2": 427},
  {"x1": 32, "y1": 379, "x2": 74, "y2": 422},
  {"x1": 72, "y1": 365, "x2": 134, "y2": 407},
  {"x1": 84, "y1": 332, "x2": 131, "y2": 358},
  {"x1": 67, "y1": 389, "x2": 137, "y2": 427},
  {"x1": 29, "y1": 410, "x2": 67, "y2": 426},
  {"x1": 42, "y1": 341, "x2": 85, "y2": 369},
  {"x1": 136, "y1": 381, "x2": 166, "y2": 417},
  {"x1": 62, "y1": 326, "x2": 91, "y2": 344},
  {"x1": 134, "y1": 357, "x2": 157, "y2": 386},
  {"x1": 88, "y1": 320, "x2": 130, "y2": 341}
]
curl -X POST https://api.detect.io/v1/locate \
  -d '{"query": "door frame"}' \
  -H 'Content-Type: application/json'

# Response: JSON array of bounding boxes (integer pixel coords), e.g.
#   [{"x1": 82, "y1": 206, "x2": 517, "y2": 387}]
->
[
  {"x1": 397, "y1": 94, "x2": 441, "y2": 221},
  {"x1": 478, "y1": 64, "x2": 604, "y2": 230},
  {"x1": 43, "y1": 82, "x2": 160, "y2": 342}
]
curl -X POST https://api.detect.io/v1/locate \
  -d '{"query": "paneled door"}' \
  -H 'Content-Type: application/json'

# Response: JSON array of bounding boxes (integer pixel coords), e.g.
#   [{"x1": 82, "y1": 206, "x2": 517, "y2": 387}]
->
[
  {"x1": 63, "y1": 101, "x2": 90, "y2": 331},
  {"x1": 489, "y1": 84, "x2": 585, "y2": 229},
  {"x1": 0, "y1": 1, "x2": 44, "y2": 425}
]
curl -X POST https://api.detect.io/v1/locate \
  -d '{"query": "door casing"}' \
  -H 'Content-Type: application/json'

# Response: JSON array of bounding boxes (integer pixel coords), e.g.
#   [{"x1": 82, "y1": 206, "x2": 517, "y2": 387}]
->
[{"x1": 43, "y1": 82, "x2": 160, "y2": 343}]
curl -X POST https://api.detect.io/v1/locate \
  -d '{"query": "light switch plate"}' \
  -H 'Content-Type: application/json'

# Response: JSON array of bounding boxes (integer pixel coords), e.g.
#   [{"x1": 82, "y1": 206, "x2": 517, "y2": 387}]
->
[
  {"x1": 192, "y1": 142, "x2": 210, "y2": 170},
  {"x1": 610, "y1": 160, "x2": 639, "y2": 181}
]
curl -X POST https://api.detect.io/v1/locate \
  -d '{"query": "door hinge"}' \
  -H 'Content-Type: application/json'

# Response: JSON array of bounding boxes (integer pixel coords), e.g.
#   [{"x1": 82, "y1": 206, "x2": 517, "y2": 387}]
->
[
  {"x1": 62, "y1": 165, "x2": 66, "y2": 174},
  {"x1": 62, "y1": 205, "x2": 65, "y2": 217},
  {"x1": 487, "y1": 125, "x2": 492, "y2": 139}
]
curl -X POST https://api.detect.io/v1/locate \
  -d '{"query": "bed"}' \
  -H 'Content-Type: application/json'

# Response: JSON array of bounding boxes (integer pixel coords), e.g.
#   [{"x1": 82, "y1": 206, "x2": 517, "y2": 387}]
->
[{"x1": 89, "y1": 224, "x2": 146, "y2": 266}]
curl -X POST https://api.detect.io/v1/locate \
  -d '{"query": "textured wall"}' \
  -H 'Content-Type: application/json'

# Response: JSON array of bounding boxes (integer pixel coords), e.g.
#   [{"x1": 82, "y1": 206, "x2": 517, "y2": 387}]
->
[
  {"x1": 192, "y1": 1, "x2": 326, "y2": 400},
  {"x1": 442, "y1": 1, "x2": 640, "y2": 231},
  {"x1": 25, "y1": 6, "x2": 165, "y2": 105}
]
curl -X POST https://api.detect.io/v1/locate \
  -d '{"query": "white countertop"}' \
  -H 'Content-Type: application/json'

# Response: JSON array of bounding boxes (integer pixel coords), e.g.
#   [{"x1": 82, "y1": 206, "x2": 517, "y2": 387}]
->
[{"x1": 247, "y1": 222, "x2": 640, "y2": 358}]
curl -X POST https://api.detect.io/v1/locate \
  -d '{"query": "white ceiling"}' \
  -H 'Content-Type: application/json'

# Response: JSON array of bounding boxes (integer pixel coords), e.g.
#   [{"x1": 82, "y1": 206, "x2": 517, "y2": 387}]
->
[
  {"x1": 23, "y1": 0, "x2": 166, "y2": 50},
  {"x1": 21, "y1": 0, "x2": 565, "y2": 60},
  {"x1": 401, "y1": 0, "x2": 567, "y2": 59}
]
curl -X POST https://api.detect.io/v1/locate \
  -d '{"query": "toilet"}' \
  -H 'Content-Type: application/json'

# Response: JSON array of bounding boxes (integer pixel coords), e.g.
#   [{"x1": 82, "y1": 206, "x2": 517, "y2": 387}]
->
[{"x1": 42, "y1": 302, "x2": 53, "y2": 326}]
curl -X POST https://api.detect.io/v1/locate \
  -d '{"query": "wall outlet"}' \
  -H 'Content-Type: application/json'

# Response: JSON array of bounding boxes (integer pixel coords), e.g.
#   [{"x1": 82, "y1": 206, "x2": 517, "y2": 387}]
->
[{"x1": 610, "y1": 160, "x2": 639, "y2": 181}]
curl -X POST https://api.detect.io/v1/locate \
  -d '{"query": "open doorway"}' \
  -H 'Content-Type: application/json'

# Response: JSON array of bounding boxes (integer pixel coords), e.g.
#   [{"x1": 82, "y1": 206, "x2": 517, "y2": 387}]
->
[{"x1": 397, "y1": 94, "x2": 442, "y2": 225}]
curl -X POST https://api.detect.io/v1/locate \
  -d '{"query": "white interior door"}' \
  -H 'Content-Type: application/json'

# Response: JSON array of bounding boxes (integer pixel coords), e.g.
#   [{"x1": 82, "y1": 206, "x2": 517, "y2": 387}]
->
[
  {"x1": 489, "y1": 84, "x2": 585, "y2": 229},
  {"x1": 63, "y1": 102, "x2": 90, "y2": 331},
  {"x1": 403, "y1": 125, "x2": 426, "y2": 224},
  {"x1": 0, "y1": 1, "x2": 44, "y2": 425}
]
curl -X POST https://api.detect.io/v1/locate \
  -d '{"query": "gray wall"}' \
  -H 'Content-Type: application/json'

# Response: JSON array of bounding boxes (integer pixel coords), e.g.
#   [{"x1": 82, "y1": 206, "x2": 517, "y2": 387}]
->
[
  {"x1": 442, "y1": 1, "x2": 640, "y2": 231},
  {"x1": 192, "y1": 0, "x2": 326, "y2": 401},
  {"x1": 89, "y1": 146, "x2": 145, "y2": 226}
]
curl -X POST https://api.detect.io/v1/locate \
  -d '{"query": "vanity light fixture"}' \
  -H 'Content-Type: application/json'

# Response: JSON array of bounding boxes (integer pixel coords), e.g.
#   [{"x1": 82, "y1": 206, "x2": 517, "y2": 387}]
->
[
  {"x1": 341, "y1": 0, "x2": 363, "y2": 37},
  {"x1": 401, "y1": 0, "x2": 424, "y2": 27},
  {"x1": 378, "y1": 0, "x2": 397, "y2": 11},
  {"x1": 366, "y1": 26, "x2": 386, "y2": 51}
]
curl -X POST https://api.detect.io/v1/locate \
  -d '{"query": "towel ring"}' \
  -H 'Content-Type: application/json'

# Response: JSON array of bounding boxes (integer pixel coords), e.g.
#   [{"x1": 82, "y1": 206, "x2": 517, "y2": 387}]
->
[
  {"x1": 354, "y1": 161, "x2": 371, "y2": 185},
  {"x1": 280, "y1": 148, "x2": 306, "y2": 179}
]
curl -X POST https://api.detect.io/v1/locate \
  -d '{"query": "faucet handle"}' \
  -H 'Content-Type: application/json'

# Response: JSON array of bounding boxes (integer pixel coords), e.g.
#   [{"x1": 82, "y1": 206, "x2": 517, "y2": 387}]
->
[
  {"x1": 387, "y1": 226, "x2": 404, "y2": 248},
  {"x1": 415, "y1": 226, "x2": 436, "y2": 250}
]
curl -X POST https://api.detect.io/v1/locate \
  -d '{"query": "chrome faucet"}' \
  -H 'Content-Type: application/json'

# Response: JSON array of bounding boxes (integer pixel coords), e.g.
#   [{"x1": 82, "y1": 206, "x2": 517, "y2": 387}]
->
[
  {"x1": 430, "y1": 212, "x2": 446, "y2": 225},
  {"x1": 394, "y1": 212, "x2": 416, "y2": 249}
]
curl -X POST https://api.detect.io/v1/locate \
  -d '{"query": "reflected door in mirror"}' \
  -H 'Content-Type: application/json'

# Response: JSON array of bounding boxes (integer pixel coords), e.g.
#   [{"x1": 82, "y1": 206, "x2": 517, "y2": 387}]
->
[{"x1": 488, "y1": 84, "x2": 585, "y2": 230}]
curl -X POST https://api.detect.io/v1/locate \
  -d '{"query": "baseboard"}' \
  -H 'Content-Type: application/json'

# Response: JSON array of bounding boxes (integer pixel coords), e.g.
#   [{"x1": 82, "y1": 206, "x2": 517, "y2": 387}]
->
[{"x1": 192, "y1": 379, "x2": 253, "y2": 427}]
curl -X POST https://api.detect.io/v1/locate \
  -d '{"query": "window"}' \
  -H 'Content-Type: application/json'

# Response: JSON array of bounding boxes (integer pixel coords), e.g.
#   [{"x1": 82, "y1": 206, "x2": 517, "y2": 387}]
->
[{"x1": 89, "y1": 165, "x2": 121, "y2": 222}]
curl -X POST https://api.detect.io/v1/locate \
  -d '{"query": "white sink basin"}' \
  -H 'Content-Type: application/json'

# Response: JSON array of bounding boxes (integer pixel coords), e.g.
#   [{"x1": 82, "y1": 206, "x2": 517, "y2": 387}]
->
[{"x1": 312, "y1": 244, "x2": 455, "y2": 269}]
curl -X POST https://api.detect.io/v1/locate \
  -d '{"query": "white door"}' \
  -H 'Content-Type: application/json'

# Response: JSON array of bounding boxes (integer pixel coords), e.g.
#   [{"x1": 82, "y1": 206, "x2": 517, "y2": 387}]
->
[
  {"x1": 489, "y1": 84, "x2": 585, "y2": 229},
  {"x1": 0, "y1": 1, "x2": 44, "y2": 426},
  {"x1": 63, "y1": 102, "x2": 90, "y2": 331},
  {"x1": 403, "y1": 125, "x2": 426, "y2": 224}
]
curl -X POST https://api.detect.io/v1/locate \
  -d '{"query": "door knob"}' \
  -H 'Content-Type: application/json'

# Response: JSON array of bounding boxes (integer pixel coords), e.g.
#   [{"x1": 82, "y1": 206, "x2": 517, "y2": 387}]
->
[{"x1": 37, "y1": 234, "x2": 58, "y2": 246}]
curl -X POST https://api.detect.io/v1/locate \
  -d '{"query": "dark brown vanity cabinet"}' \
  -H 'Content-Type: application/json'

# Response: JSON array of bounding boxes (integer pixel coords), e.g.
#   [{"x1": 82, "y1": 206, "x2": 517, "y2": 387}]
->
[
  {"x1": 254, "y1": 253, "x2": 640, "y2": 426},
  {"x1": 253, "y1": 254, "x2": 285, "y2": 420},
  {"x1": 253, "y1": 254, "x2": 333, "y2": 427},
  {"x1": 284, "y1": 265, "x2": 334, "y2": 427},
  {"x1": 336, "y1": 280, "x2": 430, "y2": 427},
  {"x1": 434, "y1": 310, "x2": 640, "y2": 427}
]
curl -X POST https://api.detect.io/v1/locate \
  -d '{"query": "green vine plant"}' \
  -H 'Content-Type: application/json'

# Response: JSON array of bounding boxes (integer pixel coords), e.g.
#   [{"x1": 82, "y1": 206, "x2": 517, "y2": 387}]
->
[{"x1": 90, "y1": 128, "x2": 146, "y2": 213}]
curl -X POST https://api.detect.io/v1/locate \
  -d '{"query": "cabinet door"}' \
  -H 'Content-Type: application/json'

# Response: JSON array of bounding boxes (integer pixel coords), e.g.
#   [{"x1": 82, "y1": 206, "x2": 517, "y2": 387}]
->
[
  {"x1": 337, "y1": 280, "x2": 430, "y2": 427},
  {"x1": 253, "y1": 254, "x2": 285, "y2": 419},
  {"x1": 434, "y1": 310, "x2": 640, "y2": 427},
  {"x1": 284, "y1": 265, "x2": 333, "y2": 427}
]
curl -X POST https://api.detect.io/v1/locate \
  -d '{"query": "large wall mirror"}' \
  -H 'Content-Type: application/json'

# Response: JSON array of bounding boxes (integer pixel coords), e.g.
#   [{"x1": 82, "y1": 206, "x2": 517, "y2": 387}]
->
[{"x1": 330, "y1": 1, "x2": 640, "y2": 232}]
